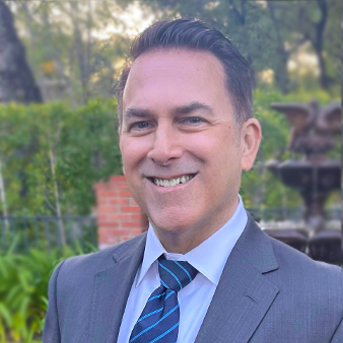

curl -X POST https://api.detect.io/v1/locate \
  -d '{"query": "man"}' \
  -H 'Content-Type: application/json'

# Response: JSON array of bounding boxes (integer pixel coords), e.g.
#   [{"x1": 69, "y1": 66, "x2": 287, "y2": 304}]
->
[{"x1": 43, "y1": 19, "x2": 343, "y2": 343}]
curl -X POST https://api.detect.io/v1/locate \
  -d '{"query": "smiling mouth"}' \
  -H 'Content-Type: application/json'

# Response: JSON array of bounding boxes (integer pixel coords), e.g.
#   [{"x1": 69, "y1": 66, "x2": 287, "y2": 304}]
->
[{"x1": 148, "y1": 174, "x2": 196, "y2": 188}]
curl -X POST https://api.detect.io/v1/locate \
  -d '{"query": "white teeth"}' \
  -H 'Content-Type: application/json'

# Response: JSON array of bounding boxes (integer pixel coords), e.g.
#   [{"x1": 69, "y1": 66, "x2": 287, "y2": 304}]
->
[{"x1": 153, "y1": 175, "x2": 194, "y2": 187}]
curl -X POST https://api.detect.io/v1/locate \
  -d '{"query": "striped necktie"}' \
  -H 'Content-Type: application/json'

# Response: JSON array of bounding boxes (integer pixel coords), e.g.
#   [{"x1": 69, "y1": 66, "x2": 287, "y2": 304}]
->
[{"x1": 129, "y1": 256, "x2": 198, "y2": 343}]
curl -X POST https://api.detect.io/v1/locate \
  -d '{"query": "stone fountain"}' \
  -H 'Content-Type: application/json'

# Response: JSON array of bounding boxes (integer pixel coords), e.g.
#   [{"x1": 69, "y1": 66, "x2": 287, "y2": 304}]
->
[{"x1": 265, "y1": 100, "x2": 341, "y2": 264}]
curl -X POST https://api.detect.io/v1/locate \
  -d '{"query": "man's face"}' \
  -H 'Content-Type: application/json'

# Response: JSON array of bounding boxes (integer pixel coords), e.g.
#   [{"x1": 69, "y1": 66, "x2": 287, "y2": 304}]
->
[{"x1": 120, "y1": 49, "x2": 258, "y2": 251}]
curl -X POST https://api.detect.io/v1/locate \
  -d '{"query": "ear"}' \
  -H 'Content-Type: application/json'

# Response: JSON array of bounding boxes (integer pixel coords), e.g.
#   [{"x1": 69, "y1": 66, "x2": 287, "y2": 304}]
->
[{"x1": 240, "y1": 118, "x2": 262, "y2": 171}]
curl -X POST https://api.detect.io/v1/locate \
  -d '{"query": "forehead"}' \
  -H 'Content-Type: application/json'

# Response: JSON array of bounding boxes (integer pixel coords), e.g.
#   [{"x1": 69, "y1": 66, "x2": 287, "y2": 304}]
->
[{"x1": 122, "y1": 48, "x2": 230, "y2": 111}]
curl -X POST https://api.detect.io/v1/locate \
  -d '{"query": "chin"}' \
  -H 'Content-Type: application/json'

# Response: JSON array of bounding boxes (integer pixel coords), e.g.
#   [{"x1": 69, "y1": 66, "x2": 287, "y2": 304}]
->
[{"x1": 148, "y1": 209, "x2": 201, "y2": 235}]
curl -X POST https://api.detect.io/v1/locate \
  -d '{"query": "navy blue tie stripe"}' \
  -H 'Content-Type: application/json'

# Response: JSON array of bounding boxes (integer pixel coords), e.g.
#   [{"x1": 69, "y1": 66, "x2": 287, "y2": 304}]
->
[
  {"x1": 129, "y1": 256, "x2": 198, "y2": 343},
  {"x1": 158, "y1": 262, "x2": 183, "y2": 290},
  {"x1": 149, "y1": 322, "x2": 180, "y2": 343},
  {"x1": 174, "y1": 261, "x2": 193, "y2": 282},
  {"x1": 130, "y1": 304, "x2": 179, "y2": 342}
]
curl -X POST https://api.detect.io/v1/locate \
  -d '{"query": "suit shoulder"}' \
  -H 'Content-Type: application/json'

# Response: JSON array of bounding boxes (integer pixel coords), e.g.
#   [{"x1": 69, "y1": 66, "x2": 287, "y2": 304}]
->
[{"x1": 56, "y1": 233, "x2": 146, "y2": 280}]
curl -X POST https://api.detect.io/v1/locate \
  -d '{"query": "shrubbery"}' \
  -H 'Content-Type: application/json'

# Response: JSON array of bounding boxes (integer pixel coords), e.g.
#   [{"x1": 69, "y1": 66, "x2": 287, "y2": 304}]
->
[
  {"x1": 0, "y1": 99, "x2": 122, "y2": 217},
  {"x1": 1, "y1": 90, "x2": 338, "y2": 217},
  {"x1": 0, "y1": 244, "x2": 96, "y2": 343}
]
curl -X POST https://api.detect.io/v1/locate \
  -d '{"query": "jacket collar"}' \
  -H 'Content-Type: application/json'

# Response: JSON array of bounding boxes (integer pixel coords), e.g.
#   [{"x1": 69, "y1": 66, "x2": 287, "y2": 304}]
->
[
  {"x1": 88, "y1": 213, "x2": 279, "y2": 343},
  {"x1": 195, "y1": 213, "x2": 280, "y2": 343}
]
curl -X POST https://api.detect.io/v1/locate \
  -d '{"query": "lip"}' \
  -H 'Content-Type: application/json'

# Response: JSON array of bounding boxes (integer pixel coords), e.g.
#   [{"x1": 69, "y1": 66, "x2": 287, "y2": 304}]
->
[
  {"x1": 145, "y1": 173, "x2": 197, "y2": 181},
  {"x1": 145, "y1": 173, "x2": 198, "y2": 190}
]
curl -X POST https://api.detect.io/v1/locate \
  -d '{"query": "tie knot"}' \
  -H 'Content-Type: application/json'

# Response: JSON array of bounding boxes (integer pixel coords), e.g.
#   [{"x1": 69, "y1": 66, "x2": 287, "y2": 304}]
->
[{"x1": 158, "y1": 257, "x2": 198, "y2": 292}]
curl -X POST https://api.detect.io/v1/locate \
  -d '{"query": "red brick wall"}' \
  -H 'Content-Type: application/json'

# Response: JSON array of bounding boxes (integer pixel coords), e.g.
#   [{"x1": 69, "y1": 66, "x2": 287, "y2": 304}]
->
[{"x1": 95, "y1": 175, "x2": 148, "y2": 250}]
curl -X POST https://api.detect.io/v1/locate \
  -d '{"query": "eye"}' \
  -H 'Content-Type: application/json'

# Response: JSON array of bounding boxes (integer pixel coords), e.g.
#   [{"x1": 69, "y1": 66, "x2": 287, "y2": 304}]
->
[
  {"x1": 130, "y1": 121, "x2": 151, "y2": 130},
  {"x1": 181, "y1": 117, "x2": 205, "y2": 125},
  {"x1": 188, "y1": 117, "x2": 201, "y2": 124}
]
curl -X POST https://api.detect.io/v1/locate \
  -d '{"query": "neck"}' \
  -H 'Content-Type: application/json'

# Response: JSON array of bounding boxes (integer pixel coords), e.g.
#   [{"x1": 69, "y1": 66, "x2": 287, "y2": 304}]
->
[{"x1": 152, "y1": 197, "x2": 239, "y2": 254}]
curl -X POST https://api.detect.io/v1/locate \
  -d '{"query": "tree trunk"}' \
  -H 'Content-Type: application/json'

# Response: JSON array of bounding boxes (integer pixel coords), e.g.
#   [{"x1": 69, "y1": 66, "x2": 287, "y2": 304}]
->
[
  {"x1": 49, "y1": 149, "x2": 66, "y2": 246},
  {"x1": 70, "y1": 1, "x2": 91, "y2": 104},
  {"x1": 311, "y1": 0, "x2": 331, "y2": 90},
  {"x1": 0, "y1": 0, "x2": 42, "y2": 103},
  {"x1": 0, "y1": 158, "x2": 9, "y2": 231},
  {"x1": 267, "y1": 2, "x2": 291, "y2": 94}
]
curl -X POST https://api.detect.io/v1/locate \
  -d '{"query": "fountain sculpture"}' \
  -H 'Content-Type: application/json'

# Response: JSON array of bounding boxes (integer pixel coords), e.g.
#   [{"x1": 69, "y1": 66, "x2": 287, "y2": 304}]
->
[{"x1": 265, "y1": 100, "x2": 341, "y2": 264}]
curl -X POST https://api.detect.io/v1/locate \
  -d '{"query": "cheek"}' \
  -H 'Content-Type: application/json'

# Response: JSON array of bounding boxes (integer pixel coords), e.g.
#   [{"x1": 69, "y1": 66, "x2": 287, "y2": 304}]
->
[
  {"x1": 120, "y1": 137, "x2": 151, "y2": 171},
  {"x1": 190, "y1": 130, "x2": 234, "y2": 164},
  {"x1": 196, "y1": 137, "x2": 241, "y2": 187}
]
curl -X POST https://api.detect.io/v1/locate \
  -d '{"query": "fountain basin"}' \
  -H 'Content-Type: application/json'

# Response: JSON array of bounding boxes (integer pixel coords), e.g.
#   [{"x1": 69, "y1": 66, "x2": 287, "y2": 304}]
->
[{"x1": 266, "y1": 160, "x2": 340, "y2": 192}]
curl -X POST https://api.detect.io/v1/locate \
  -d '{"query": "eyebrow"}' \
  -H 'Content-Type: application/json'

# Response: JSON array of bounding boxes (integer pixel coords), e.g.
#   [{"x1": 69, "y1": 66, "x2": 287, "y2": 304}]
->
[
  {"x1": 124, "y1": 107, "x2": 154, "y2": 119},
  {"x1": 124, "y1": 101, "x2": 214, "y2": 120},
  {"x1": 172, "y1": 102, "x2": 214, "y2": 116}
]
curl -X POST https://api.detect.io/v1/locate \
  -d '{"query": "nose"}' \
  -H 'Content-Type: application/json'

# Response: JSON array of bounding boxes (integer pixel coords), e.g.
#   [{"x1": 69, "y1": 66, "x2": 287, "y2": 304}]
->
[{"x1": 147, "y1": 124, "x2": 183, "y2": 165}]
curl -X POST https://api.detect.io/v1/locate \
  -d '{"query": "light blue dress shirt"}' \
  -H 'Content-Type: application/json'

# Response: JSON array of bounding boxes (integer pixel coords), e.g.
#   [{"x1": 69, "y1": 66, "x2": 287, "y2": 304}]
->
[{"x1": 117, "y1": 195, "x2": 247, "y2": 343}]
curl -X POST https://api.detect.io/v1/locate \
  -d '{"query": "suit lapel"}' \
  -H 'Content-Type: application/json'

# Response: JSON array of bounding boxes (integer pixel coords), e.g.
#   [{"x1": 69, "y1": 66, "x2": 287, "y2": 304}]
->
[
  {"x1": 87, "y1": 234, "x2": 146, "y2": 343},
  {"x1": 195, "y1": 215, "x2": 280, "y2": 343}
]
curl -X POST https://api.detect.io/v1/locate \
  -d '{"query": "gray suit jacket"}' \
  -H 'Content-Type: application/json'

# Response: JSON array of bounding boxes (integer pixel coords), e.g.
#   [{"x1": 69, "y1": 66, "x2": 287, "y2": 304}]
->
[{"x1": 43, "y1": 215, "x2": 343, "y2": 343}]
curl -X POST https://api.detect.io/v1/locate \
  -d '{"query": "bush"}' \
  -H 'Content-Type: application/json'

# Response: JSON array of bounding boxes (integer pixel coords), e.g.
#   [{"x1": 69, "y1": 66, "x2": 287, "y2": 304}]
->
[
  {"x1": 0, "y1": 99, "x2": 122, "y2": 217},
  {"x1": 0, "y1": 90, "x2": 339, "y2": 216},
  {"x1": 0, "y1": 244, "x2": 96, "y2": 343}
]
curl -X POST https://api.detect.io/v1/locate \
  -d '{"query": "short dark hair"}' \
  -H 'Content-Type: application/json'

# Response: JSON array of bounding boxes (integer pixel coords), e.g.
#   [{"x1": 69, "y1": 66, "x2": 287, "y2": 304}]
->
[{"x1": 116, "y1": 18, "x2": 253, "y2": 127}]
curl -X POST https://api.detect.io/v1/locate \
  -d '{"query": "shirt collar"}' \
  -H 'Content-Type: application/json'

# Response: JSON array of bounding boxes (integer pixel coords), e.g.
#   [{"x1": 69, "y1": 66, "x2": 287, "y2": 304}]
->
[
  {"x1": 136, "y1": 223, "x2": 167, "y2": 286},
  {"x1": 136, "y1": 195, "x2": 247, "y2": 286}
]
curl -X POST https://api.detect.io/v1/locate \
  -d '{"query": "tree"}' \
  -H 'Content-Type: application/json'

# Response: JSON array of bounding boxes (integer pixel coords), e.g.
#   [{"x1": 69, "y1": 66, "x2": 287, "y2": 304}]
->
[
  {"x1": 262, "y1": 1, "x2": 340, "y2": 93},
  {"x1": 5, "y1": 0, "x2": 131, "y2": 105},
  {"x1": 119, "y1": 0, "x2": 340, "y2": 95},
  {"x1": 0, "y1": 0, "x2": 42, "y2": 103}
]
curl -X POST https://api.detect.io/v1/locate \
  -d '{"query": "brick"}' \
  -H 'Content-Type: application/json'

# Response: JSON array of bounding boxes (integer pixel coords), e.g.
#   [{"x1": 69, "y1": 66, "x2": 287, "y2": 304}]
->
[
  {"x1": 97, "y1": 206, "x2": 119, "y2": 213},
  {"x1": 108, "y1": 198, "x2": 129, "y2": 205},
  {"x1": 120, "y1": 235, "x2": 135, "y2": 242},
  {"x1": 96, "y1": 174, "x2": 145, "y2": 246},
  {"x1": 98, "y1": 231, "x2": 115, "y2": 239},
  {"x1": 121, "y1": 206, "x2": 142, "y2": 213},
  {"x1": 99, "y1": 213, "x2": 132, "y2": 221},
  {"x1": 108, "y1": 213, "x2": 132, "y2": 221},
  {"x1": 96, "y1": 190, "x2": 119, "y2": 197},
  {"x1": 129, "y1": 198, "x2": 139, "y2": 206},
  {"x1": 119, "y1": 190, "x2": 132, "y2": 197},
  {"x1": 97, "y1": 213, "x2": 120, "y2": 222},
  {"x1": 113, "y1": 182, "x2": 129, "y2": 189},
  {"x1": 131, "y1": 213, "x2": 146, "y2": 220},
  {"x1": 104, "y1": 229, "x2": 132, "y2": 236},
  {"x1": 130, "y1": 229, "x2": 144, "y2": 235},
  {"x1": 97, "y1": 215, "x2": 108, "y2": 223},
  {"x1": 94, "y1": 182, "x2": 109, "y2": 191},
  {"x1": 98, "y1": 227, "x2": 119, "y2": 234},
  {"x1": 110, "y1": 175, "x2": 127, "y2": 183},
  {"x1": 99, "y1": 238, "x2": 120, "y2": 245},
  {"x1": 123, "y1": 217, "x2": 142, "y2": 223},
  {"x1": 96, "y1": 198, "x2": 109, "y2": 206},
  {"x1": 122, "y1": 221, "x2": 143, "y2": 228},
  {"x1": 97, "y1": 221, "x2": 120, "y2": 228}
]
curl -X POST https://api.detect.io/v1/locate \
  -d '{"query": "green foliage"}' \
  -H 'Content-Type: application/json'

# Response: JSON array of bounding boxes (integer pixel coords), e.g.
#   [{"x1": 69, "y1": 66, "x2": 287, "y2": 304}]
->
[
  {"x1": 7, "y1": 1, "x2": 131, "y2": 105},
  {"x1": 0, "y1": 99, "x2": 121, "y2": 216},
  {"x1": 1, "y1": 89, "x2": 339, "y2": 217},
  {"x1": 0, "y1": 244, "x2": 96, "y2": 343},
  {"x1": 140, "y1": 0, "x2": 340, "y2": 95},
  {"x1": 8, "y1": 0, "x2": 341, "y2": 105},
  {"x1": 0, "y1": 250, "x2": 52, "y2": 342}
]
